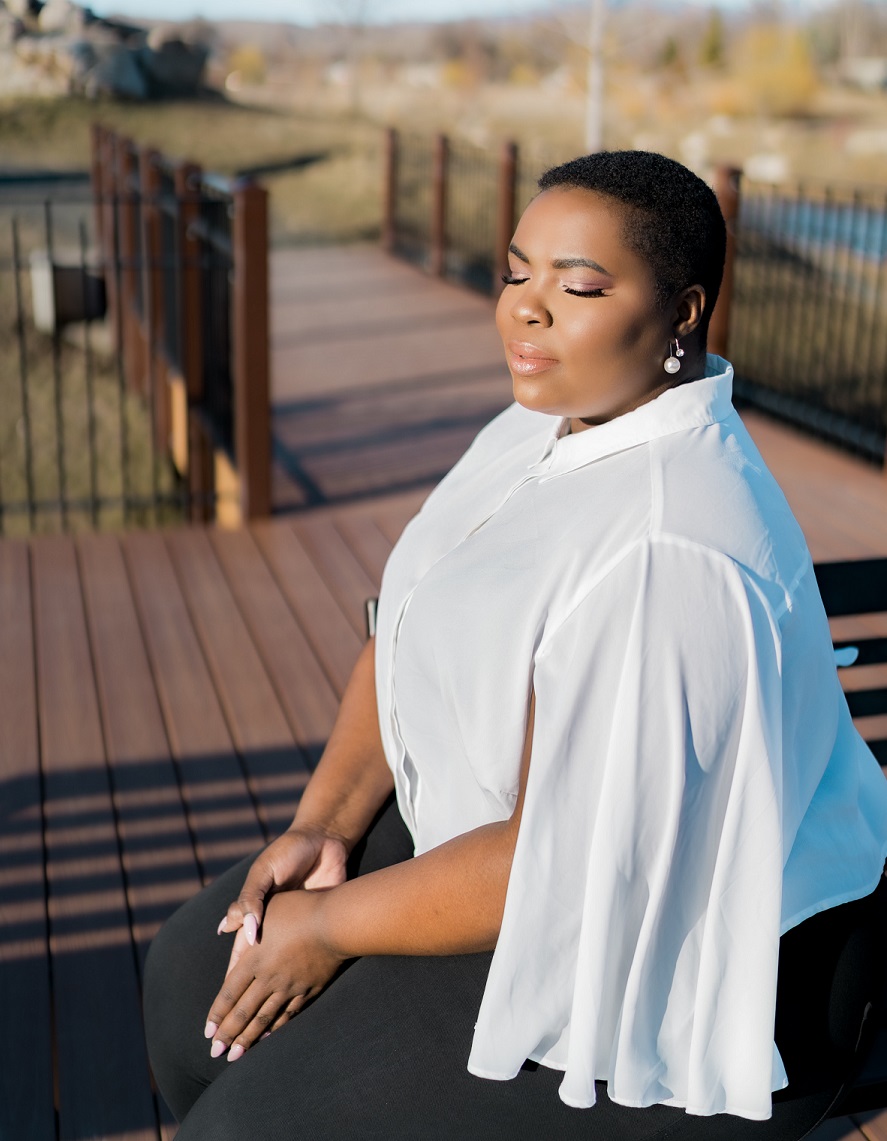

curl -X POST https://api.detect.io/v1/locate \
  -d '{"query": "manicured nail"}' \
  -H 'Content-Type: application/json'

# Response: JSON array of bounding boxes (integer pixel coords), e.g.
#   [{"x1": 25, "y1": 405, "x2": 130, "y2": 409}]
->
[
  {"x1": 210, "y1": 1039, "x2": 226, "y2": 1059},
  {"x1": 216, "y1": 917, "x2": 228, "y2": 935},
  {"x1": 244, "y1": 914, "x2": 258, "y2": 946},
  {"x1": 204, "y1": 1021, "x2": 217, "y2": 1039},
  {"x1": 260, "y1": 1032, "x2": 271, "y2": 1040},
  {"x1": 227, "y1": 1044, "x2": 245, "y2": 1062}
]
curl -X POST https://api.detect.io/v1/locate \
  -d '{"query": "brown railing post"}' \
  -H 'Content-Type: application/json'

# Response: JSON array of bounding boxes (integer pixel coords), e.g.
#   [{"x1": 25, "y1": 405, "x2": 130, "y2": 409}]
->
[
  {"x1": 139, "y1": 149, "x2": 168, "y2": 448},
  {"x1": 231, "y1": 179, "x2": 270, "y2": 521},
  {"x1": 709, "y1": 165, "x2": 741, "y2": 360},
  {"x1": 430, "y1": 133, "x2": 449, "y2": 277},
  {"x1": 173, "y1": 161, "x2": 213, "y2": 522},
  {"x1": 494, "y1": 140, "x2": 518, "y2": 294},
  {"x1": 117, "y1": 138, "x2": 141, "y2": 393},
  {"x1": 382, "y1": 126, "x2": 398, "y2": 254},
  {"x1": 90, "y1": 123, "x2": 105, "y2": 252},
  {"x1": 101, "y1": 127, "x2": 122, "y2": 351}
]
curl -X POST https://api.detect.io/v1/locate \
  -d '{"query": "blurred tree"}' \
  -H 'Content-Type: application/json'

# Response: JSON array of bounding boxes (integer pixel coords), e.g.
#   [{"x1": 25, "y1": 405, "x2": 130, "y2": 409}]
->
[
  {"x1": 734, "y1": 24, "x2": 819, "y2": 116},
  {"x1": 699, "y1": 9, "x2": 725, "y2": 68},
  {"x1": 228, "y1": 43, "x2": 267, "y2": 85},
  {"x1": 658, "y1": 35, "x2": 683, "y2": 71}
]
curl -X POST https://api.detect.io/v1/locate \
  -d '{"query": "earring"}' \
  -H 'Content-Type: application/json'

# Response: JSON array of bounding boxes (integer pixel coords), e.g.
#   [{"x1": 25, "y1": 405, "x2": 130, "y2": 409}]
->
[{"x1": 663, "y1": 338, "x2": 685, "y2": 375}]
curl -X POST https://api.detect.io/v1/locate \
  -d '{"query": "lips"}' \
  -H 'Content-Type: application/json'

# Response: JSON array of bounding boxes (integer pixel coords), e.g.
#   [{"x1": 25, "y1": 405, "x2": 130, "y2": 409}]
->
[{"x1": 506, "y1": 341, "x2": 559, "y2": 376}]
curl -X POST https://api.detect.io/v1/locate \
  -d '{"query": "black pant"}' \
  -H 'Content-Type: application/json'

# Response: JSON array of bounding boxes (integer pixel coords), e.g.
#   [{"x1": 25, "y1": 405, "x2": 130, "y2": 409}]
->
[{"x1": 143, "y1": 798, "x2": 883, "y2": 1140}]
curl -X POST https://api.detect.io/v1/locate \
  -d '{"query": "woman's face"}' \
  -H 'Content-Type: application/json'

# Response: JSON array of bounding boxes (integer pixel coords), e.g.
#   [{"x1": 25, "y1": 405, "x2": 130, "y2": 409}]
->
[{"x1": 496, "y1": 186, "x2": 684, "y2": 431}]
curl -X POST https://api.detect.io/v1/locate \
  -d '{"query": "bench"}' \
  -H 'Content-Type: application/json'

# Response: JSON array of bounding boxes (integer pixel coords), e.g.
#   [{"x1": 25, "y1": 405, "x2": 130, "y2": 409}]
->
[{"x1": 816, "y1": 557, "x2": 887, "y2": 1116}]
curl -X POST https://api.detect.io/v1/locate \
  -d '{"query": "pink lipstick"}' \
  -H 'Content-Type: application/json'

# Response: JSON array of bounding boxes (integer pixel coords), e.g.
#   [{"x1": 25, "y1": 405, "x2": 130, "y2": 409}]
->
[{"x1": 507, "y1": 341, "x2": 559, "y2": 376}]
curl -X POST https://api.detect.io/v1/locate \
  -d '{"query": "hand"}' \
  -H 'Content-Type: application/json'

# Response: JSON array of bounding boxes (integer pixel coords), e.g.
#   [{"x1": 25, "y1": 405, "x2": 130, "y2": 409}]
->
[
  {"x1": 218, "y1": 825, "x2": 349, "y2": 946},
  {"x1": 205, "y1": 889, "x2": 344, "y2": 1060}
]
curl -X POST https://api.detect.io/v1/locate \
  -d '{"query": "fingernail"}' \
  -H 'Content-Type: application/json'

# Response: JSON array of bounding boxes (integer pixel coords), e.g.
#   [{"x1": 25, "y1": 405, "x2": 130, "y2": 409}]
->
[
  {"x1": 260, "y1": 1032, "x2": 271, "y2": 1040},
  {"x1": 210, "y1": 1040, "x2": 226, "y2": 1059},
  {"x1": 228, "y1": 1044, "x2": 245, "y2": 1062},
  {"x1": 216, "y1": 917, "x2": 228, "y2": 935},
  {"x1": 244, "y1": 914, "x2": 258, "y2": 946},
  {"x1": 204, "y1": 1021, "x2": 217, "y2": 1039}
]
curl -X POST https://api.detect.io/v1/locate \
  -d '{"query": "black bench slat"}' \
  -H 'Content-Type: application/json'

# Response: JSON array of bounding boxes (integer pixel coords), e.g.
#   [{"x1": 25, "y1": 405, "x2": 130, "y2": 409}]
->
[
  {"x1": 815, "y1": 558, "x2": 887, "y2": 617},
  {"x1": 845, "y1": 688, "x2": 887, "y2": 718},
  {"x1": 867, "y1": 739, "x2": 887, "y2": 767},
  {"x1": 835, "y1": 637, "x2": 887, "y2": 667}
]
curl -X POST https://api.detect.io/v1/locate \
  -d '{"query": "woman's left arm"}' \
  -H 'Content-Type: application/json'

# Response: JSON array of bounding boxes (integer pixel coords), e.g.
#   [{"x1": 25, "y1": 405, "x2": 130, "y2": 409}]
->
[{"x1": 206, "y1": 697, "x2": 535, "y2": 1060}]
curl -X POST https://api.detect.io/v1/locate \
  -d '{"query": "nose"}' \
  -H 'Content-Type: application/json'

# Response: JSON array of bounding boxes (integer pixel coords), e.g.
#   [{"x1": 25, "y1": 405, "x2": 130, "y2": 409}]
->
[{"x1": 509, "y1": 286, "x2": 552, "y2": 328}]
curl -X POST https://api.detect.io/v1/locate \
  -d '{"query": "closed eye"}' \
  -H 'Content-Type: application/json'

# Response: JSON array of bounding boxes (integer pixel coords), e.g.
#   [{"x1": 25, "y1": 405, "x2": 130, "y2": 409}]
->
[
  {"x1": 562, "y1": 286, "x2": 608, "y2": 298},
  {"x1": 501, "y1": 273, "x2": 528, "y2": 286}
]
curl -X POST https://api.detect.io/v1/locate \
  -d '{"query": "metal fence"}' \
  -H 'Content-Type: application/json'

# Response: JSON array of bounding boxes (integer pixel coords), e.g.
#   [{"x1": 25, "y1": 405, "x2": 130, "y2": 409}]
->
[
  {"x1": 385, "y1": 129, "x2": 563, "y2": 297},
  {"x1": 383, "y1": 133, "x2": 887, "y2": 466},
  {"x1": 730, "y1": 180, "x2": 887, "y2": 461},
  {"x1": 0, "y1": 176, "x2": 179, "y2": 536},
  {"x1": 0, "y1": 130, "x2": 271, "y2": 537}
]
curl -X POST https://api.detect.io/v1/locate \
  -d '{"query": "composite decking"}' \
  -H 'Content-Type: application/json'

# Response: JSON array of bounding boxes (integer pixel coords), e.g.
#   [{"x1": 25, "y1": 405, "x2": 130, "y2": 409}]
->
[{"x1": 2, "y1": 245, "x2": 887, "y2": 1140}]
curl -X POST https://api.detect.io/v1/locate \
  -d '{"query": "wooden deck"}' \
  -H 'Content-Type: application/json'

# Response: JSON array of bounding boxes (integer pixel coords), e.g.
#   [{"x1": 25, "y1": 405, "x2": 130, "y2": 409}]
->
[{"x1": 3, "y1": 245, "x2": 887, "y2": 1140}]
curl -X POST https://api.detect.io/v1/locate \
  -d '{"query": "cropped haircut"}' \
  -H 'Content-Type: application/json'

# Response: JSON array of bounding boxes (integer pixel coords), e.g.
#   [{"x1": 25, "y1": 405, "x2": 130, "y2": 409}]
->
[{"x1": 537, "y1": 151, "x2": 726, "y2": 341}]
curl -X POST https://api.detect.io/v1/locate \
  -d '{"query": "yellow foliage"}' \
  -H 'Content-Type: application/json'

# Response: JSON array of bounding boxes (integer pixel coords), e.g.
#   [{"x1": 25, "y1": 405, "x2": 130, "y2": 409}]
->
[
  {"x1": 228, "y1": 44, "x2": 267, "y2": 86},
  {"x1": 733, "y1": 25, "x2": 818, "y2": 116},
  {"x1": 440, "y1": 58, "x2": 476, "y2": 90},
  {"x1": 508, "y1": 63, "x2": 540, "y2": 87}
]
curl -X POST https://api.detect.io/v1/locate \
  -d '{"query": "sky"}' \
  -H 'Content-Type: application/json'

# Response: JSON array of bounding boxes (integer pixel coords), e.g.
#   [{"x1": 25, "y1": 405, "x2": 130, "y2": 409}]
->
[{"x1": 87, "y1": 0, "x2": 561, "y2": 24}]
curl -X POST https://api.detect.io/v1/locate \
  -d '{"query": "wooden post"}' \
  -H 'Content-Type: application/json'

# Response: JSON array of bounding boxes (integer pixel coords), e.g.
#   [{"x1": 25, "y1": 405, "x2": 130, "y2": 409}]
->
[
  {"x1": 174, "y1": 161, "x2": 212, "y2": 522},
  {"x1": 101, "y1": 127, "x2": 121, "y2": 352},
  {"x1": 139, "y1": 149, "x2": 167, "y2": 447},
  {"x1": 430, "y1": 133, "x2": 449, "y2": 278},
  {"x1": 90, "y1": 123, "x2": 105, "y2": 252},
  {"x1": 117, "y1": 138, "x2": 142, "y2": 393},
  {"x1": 494, "y1": 140, "x2": 518, "y2": 295},
  {"x1": 231, "y1": 179, "x2": 271, "y2": 521},
  {"x1": 382, "y1": 126, "x2": 398, "y2": 254},
  {"x1": 709, "y1": 165, "x2": 742, "y2": 360}
]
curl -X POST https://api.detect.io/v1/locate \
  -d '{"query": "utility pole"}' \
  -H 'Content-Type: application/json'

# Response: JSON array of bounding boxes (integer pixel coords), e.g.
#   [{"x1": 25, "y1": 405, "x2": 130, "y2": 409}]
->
[{"x1": 585, "y1": 0, "x2": 607, "y2": 152}]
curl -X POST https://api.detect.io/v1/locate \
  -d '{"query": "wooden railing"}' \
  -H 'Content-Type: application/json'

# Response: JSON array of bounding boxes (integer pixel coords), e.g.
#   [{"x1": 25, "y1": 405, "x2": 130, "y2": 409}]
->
[{"x1": 91, "y1": 124, "x2": 271, "y2": 525}]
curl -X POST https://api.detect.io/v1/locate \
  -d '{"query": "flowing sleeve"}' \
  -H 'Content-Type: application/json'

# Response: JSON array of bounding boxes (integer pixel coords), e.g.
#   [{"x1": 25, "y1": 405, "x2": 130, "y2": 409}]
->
[{"x1": 467, "y1": 536, "x2": 799, "y2": 1120}]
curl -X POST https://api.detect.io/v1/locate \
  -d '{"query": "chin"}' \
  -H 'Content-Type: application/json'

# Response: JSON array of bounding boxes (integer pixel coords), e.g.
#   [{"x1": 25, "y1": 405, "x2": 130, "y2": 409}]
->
[{"x1": 512, "y1": 378, "x2": 564, "y2": 418}]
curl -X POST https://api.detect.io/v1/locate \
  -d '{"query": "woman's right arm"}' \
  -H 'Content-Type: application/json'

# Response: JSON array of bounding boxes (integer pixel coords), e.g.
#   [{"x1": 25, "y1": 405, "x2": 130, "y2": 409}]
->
[{"x1": 220, "y1": 636, "x2": 395, "y2": 944}]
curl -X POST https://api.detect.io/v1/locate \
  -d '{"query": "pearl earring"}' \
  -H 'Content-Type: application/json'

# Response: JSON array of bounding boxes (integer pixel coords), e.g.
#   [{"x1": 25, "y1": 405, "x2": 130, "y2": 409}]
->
[{"x1": 663, "y1": 338, "x2": 685, "y2": 375}]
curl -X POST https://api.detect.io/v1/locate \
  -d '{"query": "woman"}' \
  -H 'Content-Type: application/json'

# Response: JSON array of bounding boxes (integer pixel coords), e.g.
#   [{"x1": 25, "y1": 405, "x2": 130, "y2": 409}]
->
[{"x1": 144, "y1": 151, "x2": 887, "y2": 1140}]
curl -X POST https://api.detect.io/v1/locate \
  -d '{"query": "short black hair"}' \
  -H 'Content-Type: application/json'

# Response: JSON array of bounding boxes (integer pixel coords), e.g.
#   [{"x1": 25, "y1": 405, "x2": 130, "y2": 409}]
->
[{"x1": 537, "y1": 151, "x2": 726, "y2": 340}]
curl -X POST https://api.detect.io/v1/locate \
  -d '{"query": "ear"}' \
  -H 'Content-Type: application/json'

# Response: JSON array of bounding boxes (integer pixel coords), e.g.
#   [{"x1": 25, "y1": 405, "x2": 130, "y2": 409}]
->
[{"x1": 671, "y1": 284, "x2": 706, "y2": 338}]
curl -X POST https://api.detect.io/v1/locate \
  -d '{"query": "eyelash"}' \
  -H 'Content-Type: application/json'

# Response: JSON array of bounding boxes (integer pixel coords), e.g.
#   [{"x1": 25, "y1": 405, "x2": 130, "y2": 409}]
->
[{"x1": 500, "y1": 273, "x2": 607, "y2": 299}]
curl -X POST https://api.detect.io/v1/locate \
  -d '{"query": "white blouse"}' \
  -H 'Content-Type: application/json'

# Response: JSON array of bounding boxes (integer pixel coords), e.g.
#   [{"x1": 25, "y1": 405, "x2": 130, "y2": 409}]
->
[{"x1": 374, "y1": 356, "x2": 887, "y2": 1120}]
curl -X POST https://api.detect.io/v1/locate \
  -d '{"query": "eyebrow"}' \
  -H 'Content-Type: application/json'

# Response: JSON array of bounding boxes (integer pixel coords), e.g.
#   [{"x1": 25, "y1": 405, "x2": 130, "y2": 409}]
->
[{"x1": 509, "y1": 243, "x2": 612, "y2": 277}]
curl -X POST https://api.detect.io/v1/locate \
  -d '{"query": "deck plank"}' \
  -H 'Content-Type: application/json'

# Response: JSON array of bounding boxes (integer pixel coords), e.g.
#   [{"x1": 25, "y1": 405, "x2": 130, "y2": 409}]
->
[
  {"x1": 333, "y1": 510, "x2": 395, "y2": 587},
  {"x1": 122, "y1": 530, "x2": 265, "y2": 882},
  {"x1": 165, "y1": 527, "x2": 307, "y2": 838},
  {"x1": 209, "y1": 527, "x2": 338, "y2": 776},
  {"x1": 77, "y1": 533, "x2": 202, "y2": 966},
  {"x1": 292, "y1": 514, "x2": 381, "y2": 638},
  {"x1": 31, "y1": 535, "x2": 157, "y2": 1141},
  {"x1": 251, "y1": 520, "x2": 363, "y2": 698},
  {"x1": 0, "y1": 540, "x2": 55, "y2": 1141}
]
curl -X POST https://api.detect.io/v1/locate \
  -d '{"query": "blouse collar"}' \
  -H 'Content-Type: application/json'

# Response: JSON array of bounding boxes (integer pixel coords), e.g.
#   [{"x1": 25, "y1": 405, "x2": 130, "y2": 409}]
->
[{"x1": 530, "y1": 355, "x2": 734, "y2": 477}]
